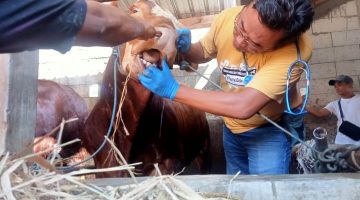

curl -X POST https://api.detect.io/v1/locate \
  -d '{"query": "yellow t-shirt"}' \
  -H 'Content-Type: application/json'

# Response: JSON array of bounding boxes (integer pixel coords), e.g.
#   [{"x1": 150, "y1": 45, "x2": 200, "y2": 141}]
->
[{"x1": 199, "y1": 6, "x2": 313, "y2": 133}]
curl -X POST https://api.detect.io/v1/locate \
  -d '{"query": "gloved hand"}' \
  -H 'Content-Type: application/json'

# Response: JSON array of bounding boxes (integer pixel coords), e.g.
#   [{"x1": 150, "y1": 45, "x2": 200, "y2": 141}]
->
[
  {"x1": 138, "y1": 57, "x2": 180, "y2": 100},
  {"x1": 176, "y1": 28, "x2": 191, "y2": 53}
]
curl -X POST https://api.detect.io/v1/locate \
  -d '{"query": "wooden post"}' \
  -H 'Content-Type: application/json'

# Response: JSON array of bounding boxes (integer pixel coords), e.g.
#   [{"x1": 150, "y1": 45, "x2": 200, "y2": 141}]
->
[{"x1": 0, "y1": 51, "x2": 38, "y2": 155}]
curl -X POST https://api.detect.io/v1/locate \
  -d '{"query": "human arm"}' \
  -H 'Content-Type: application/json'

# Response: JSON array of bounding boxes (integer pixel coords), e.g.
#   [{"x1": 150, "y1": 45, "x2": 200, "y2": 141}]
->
[
  {"x1": 139, "y1": 58, "x2": 272, "y2": 119},
  {"x1": 305, "y1": 105, "x2": 331, "y2": 118},
  {"x1": 178, "y1": 41, "x2": 213, "y2": 65},
  {"x1": 175, "y1": 85, "x2": 271, "y2": 119},
  {"x1": 0, "y1": 0, "x2": 158, "y2": 53},
  {"x1": 75, "y1": 0, "x2": 158, "y2": 47}
]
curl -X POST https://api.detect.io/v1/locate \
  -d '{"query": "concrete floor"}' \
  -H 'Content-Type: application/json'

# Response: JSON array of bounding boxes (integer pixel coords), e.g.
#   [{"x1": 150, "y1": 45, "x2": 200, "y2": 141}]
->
[{"x1": 87, "y1": 173, "x2": 360, "y2": 200}]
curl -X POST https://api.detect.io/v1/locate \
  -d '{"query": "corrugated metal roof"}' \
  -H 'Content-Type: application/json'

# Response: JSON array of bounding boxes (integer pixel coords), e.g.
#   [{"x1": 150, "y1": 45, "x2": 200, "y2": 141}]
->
[
  {"x1": 100, "y1": 0, "x2": 243, "y2": 19},
  {"x1": 97, "y1": 0, "x2": 352, "y2": 20}
]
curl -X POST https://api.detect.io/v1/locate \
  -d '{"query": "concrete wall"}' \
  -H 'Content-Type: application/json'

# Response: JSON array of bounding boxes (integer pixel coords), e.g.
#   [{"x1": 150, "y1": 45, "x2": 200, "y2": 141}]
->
[{"x1": 48, "y1": 73, "x2": 103, "y2": 111}]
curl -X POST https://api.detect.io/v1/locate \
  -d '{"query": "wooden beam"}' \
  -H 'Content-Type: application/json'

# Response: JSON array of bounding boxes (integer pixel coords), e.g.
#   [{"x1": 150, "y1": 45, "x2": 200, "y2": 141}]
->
[
  {"x1": 179, "y1": 14, "x2": 217, "y2": 29},
  {"x1": 313, "y1": 0, "x2": 353, "y2": 19},
  {"x1": 0, "y1": 55, "x2": 10, "y2": 154},
  {"x1": 0, "y1": 51, "x2": 38, "y2": 154}
]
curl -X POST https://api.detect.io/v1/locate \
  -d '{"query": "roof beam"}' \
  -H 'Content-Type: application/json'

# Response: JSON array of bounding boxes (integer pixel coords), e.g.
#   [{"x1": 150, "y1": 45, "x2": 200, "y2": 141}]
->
[{"x1": 179, "y1": 14, "x2": 217, "y2": 29}]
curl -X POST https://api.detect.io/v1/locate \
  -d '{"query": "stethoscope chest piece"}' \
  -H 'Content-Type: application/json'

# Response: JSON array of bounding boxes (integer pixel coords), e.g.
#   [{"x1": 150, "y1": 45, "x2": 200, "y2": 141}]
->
[{"x1": 243, "y1": 74, "x2": 253, "y2": 85}]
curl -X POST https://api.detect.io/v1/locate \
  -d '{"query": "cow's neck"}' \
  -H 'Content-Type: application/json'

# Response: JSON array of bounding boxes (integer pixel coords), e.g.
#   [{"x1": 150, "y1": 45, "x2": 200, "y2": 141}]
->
[
  {"x1": 102, "y1": 55, "x2": 152, "y2": 138},
  {"x1": 118, "y1": 76, "x2": 152, "y2": 136}
]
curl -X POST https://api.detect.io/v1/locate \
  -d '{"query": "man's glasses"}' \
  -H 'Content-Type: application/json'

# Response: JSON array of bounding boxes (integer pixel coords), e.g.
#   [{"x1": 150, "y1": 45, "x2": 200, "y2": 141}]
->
[{"x1": 233, "y1": 8, "x2": 271, "y2": 52}]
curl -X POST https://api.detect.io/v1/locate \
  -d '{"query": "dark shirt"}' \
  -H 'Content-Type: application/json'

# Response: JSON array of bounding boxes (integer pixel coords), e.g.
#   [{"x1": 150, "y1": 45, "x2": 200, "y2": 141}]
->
[{"x1": 0, "y1": 0, "x2": 87, "y2": 53}]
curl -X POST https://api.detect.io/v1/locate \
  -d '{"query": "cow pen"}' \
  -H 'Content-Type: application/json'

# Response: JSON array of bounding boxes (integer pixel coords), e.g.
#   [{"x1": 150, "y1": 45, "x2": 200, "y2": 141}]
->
[{"x1": 1, "y1": 0, "x2": 360, "y2": 199}]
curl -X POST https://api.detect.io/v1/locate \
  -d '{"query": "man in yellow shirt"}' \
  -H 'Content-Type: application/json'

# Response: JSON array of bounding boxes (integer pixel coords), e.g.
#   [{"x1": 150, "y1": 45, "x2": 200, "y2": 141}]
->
[{"x1": 139, "y1": 0, "x2": 314, "y2": 174}]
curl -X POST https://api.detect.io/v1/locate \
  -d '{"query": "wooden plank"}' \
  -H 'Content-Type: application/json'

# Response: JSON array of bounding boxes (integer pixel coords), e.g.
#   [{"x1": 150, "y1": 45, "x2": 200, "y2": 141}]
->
[
  {"x1": 0, "y1": 54, "x2": 10, "y2": 154},
  {"x1": 0, "y1": 51, "x2": 38, "y2": 154},
  {"x1": 179, "y1": 14, "x2": 217, "y2": 29}
]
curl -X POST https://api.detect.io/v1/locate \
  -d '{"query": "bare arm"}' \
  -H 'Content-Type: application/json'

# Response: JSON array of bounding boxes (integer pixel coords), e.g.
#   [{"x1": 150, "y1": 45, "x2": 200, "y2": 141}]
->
[
  {"x1": 75, "y1": 0, "x2": 157, "y2": 47},
  {"x1": 306, "y1": 105, "x2": 331, "y2": 118},
  {"x1": 181, "y1": 42, "x2": 213, "y2": 64},
  {"x1": 174, "y1": 85, "x2": 272, "y2": 119}
]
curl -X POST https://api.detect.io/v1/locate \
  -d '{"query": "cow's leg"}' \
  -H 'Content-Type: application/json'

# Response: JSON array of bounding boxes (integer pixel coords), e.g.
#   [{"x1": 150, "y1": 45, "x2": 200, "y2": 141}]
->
[
  {"x1": 193, "y1": 148, "x2": 212, "y2": 174},
  {"x1": 94, "y1": 155, "x2": 124, "y2": 178},
  {"x1": 147, "y1": 158, "x2": 184, "y2": 176},
  {"x1": 33, "y1": 136, "x2": 58, "y2": 159},
  {"x1": 92, "y1": 140, "x2": 134, "y2": 178},
  {"x1": 66, "y1": 147, "x2": 91, "y2": 167}
]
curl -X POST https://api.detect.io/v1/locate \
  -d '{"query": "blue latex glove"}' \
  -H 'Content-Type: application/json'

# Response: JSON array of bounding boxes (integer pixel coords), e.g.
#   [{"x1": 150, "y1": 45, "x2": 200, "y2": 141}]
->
[
  {"x1": 138, "y1": 58, "x2": 180, "y2": 100},
  {"x1": 176, "y1": 28, "x2": 191, "y2": 53}
]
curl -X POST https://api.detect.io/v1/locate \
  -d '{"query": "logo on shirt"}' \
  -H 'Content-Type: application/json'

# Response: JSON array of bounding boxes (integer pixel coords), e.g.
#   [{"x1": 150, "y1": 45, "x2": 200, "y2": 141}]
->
[{"x1": 220, "y1": 60, "x2": 256, "y2": 87}]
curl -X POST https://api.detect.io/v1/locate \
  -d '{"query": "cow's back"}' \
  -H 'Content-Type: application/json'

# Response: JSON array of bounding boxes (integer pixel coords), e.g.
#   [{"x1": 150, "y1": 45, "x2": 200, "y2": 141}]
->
[{"x1": 35, "y1": 80, "x2": 88, "y2": 158}]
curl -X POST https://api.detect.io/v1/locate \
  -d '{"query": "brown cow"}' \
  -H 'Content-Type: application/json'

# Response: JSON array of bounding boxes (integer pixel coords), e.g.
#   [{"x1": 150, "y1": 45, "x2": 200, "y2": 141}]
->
[
  {"x1": 80, "y1": 0, "x2": 210, "y2": 178},
  {"x1": 34, "y1": 80, "x2": 88, "y2": 164}
]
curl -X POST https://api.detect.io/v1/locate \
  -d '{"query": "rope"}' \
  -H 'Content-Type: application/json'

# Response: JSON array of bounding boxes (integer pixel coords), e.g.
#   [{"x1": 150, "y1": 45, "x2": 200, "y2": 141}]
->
[
  {"x1": 159, "y1": 100, "x2": 165, "y2": 138},
  {"x1": 108, "y1": 48, "x2": 132, "y2": 166},
  {"x1": 113, "y1": 51, "x2": 132, "y2": 137}
]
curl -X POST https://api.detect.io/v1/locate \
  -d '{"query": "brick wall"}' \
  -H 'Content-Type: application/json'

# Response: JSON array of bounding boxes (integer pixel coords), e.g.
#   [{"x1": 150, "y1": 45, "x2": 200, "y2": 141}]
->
[{"x1": 302, "y1": 0, "x2": 360, "y2": 142}]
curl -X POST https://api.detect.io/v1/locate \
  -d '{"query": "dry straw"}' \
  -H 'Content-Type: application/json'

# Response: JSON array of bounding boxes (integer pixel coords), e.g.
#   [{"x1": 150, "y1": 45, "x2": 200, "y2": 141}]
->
[{"x1": 0, "y1": 120, "x2": 232, "y2": 199}]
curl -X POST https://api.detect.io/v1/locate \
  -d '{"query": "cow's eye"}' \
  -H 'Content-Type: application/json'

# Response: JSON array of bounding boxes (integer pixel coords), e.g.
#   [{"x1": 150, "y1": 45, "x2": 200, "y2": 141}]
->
[{"x1": 132, "y1": 8, "x2": 139, "y2": 13}]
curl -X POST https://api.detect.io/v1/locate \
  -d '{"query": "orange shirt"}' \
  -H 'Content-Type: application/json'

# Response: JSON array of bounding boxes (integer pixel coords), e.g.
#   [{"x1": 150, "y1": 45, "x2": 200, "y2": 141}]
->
[{"x1": 199, "y1": 6, "x2": 313, "y2": 133}]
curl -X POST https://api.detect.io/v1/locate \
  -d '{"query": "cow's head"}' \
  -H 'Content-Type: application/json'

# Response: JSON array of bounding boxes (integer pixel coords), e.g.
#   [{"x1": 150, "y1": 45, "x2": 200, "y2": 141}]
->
[{"x1": 120, "y1": 0, "x2": 180, "y2": 77}]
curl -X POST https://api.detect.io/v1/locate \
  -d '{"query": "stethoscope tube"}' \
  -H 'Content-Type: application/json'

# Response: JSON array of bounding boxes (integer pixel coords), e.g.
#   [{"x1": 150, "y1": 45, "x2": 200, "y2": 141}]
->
[
  {"x1": 284, "y1": 42, "x2": 311, "y2": 115},
  {"x1": 242, "y1": 41, "x2": 311, "y2": 115}
]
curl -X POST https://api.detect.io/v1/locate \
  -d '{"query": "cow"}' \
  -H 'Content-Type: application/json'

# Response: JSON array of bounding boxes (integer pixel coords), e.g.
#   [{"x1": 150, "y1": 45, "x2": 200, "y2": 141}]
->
[
  {"x1": 34, "y1": 80, "x2": 89, "y2": 165},
  {"x1": 80, "y1": 0, "x2": 210, "y2": 178}
]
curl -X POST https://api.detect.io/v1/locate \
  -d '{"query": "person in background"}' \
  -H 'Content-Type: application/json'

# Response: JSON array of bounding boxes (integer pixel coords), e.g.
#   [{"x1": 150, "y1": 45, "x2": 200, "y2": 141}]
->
[
  {"x1": 306, "y1": 75, "x2": 360, "y2": 145},
  {"x1": 0, "y1": 0, "x2": 159, "y2": 53},
  {"x1": 139, "y1": 0, "x2": 314, "y2": 175}
]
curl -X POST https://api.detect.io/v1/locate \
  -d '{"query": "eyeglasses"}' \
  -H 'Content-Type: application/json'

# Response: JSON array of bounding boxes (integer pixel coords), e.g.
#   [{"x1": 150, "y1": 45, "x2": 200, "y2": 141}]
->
[{"x1": 233, "y1": 8, "x2": 271, "y2": 52}]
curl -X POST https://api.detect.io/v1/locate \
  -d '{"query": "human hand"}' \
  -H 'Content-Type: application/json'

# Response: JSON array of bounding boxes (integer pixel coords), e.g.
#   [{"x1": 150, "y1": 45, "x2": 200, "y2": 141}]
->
[
  {"x1": 138, "y1": 57, "x2": 180, "y2": 100},
  {"x1": 176, "y1": 28, "x2": 191, "y2": 53},
  {"x1": 137, "y1": 19, "x2": 162, "y2": 40}
]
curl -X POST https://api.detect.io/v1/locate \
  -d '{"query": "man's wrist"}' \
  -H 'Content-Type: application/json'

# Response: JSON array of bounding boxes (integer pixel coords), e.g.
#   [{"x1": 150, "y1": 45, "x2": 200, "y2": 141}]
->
[{"x1": 169, "y1": 82, "x2": 180, "y2": 100}]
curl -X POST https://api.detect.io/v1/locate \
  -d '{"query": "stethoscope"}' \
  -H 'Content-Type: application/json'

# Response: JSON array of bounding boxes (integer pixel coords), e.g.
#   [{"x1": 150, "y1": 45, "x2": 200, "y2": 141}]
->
[
  {"x1": 242, "y1": 41, "x2": 311, "y2": 116},
  {"x1": 242, "y1": 51, "x2": 253, "y2": 85}
]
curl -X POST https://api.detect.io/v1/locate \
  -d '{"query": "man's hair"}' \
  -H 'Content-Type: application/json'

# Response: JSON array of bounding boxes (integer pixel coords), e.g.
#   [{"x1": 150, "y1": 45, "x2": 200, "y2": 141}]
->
[{"x1": 252, "y1": 0, "x2": 314, "y2": 46}]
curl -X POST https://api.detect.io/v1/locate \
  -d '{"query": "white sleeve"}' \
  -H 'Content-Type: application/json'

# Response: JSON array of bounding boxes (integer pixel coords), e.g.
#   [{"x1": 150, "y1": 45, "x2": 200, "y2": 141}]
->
[{"x1": 324, "y1": 101, "x2": 336, "y2": 114}]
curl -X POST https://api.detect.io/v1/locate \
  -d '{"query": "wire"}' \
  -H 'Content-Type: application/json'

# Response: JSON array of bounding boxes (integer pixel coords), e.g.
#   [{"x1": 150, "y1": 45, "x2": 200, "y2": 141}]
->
[{"x1": 58, "y1": 48, "x2": 120, "y2": 171}]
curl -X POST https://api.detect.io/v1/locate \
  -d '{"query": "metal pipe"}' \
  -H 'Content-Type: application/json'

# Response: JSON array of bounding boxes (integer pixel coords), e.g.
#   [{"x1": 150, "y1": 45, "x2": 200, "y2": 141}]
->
[{"x1": 313, "y1": 127, "x2": 328, "y2": 152}]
